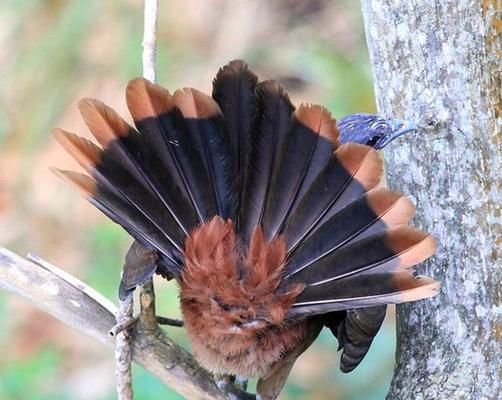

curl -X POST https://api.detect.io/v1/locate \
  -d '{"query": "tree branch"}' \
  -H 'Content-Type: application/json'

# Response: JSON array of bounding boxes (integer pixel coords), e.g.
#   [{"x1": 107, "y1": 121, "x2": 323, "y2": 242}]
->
[{"x1": 0, "y1": 247, "x2": 247, "y2": 400}]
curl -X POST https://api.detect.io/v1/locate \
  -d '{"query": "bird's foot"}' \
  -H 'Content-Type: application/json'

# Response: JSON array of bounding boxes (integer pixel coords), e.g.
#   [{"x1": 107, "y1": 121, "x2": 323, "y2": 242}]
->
[
  {"x1": 214, "y1": 375, "x2": 254, "y2": 400},
  {"x1": 215, "y1": 374, "x2": 235, "y2": 392},
  {"x1": 234, "y1": 376, "x2": 248, "y2": 392}
]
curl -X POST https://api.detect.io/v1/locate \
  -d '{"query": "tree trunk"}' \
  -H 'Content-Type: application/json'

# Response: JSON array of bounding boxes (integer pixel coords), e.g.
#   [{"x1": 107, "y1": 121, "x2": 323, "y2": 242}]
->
[{"x1": 360, "y1": 1, "x2": 501, "y2": 399}]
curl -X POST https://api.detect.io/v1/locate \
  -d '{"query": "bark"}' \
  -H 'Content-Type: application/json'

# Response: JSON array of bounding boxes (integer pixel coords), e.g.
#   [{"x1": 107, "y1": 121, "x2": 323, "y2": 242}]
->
[{"x1": 360, "y1": 1, "x2": 501, "y2": 399}]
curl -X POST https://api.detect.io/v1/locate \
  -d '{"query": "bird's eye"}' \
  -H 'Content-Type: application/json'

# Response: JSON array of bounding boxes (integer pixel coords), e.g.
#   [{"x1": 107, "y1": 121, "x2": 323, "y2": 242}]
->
[{"x1": 366, "y1": 136, "x2": 380, "y2": 146}]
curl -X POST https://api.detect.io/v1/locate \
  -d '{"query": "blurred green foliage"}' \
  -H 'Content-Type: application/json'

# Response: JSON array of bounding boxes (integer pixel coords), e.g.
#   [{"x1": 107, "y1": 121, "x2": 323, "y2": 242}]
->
[
  {"x1": 0, "y1": 348, "x2": 67, "y2": 400},
  {"x1": 0, "y1": 1, "x2": 395, "y2": 399}
]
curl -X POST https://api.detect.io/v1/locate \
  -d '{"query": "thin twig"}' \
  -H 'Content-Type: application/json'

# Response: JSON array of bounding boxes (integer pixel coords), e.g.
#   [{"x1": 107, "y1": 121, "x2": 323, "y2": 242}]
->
[
  {"x1": 109, "y1": 315, "x2": 138, "y2": 337},
  {"x1": 114, "y1": 1, "x2": 158, "y2": 398},
  {"x1": 115, "y1": 295, "x2": 134, "y2": 400},
  {"x1": 109, "y1": 314, "x2": 184, "y2": 336},
  {"x1": 142, "y1": 0, "x2": 158, "y2": 83}
]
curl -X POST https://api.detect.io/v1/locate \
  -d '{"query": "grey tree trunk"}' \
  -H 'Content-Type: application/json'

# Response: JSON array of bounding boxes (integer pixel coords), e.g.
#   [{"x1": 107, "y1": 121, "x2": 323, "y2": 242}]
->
[{"x1": 360, "y1": 1, "x2": 501, "y2": 399}]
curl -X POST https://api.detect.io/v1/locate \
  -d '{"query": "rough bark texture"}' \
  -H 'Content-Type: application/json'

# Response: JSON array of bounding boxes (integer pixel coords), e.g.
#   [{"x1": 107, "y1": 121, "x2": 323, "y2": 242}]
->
[{"x1": 361, "y1": 1, "x2": 501, "y2": 399}]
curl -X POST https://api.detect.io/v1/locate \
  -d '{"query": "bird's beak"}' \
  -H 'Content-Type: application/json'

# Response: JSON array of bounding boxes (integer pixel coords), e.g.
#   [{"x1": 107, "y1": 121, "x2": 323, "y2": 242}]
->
[{"x1": 377, "y1": 119, "x2": 419, "y2": 149}]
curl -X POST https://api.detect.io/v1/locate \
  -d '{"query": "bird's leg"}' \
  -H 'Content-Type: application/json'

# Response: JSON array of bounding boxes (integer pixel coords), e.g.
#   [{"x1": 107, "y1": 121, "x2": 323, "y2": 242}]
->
[
  {"x1": 256, "y1": 321, "x2": 323, "y2": 400},
  {"x1": 119, "y1": 240, "x2": 185, "y2": 328},
  {"x1": 119, "y1": 240, "x2": 158, "y2": 300}
]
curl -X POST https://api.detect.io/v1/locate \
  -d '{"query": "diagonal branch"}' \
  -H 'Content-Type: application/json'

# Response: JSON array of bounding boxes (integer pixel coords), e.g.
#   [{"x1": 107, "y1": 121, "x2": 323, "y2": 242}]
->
[{"x1": 0, "y1": 247, "x2": 250, "y2": 400}]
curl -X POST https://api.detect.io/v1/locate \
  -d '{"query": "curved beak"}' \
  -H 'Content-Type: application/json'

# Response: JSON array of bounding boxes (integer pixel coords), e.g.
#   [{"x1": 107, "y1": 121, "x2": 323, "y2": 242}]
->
[{"x1": 376, "y1": 119, "x2": 419, "y2": 149}]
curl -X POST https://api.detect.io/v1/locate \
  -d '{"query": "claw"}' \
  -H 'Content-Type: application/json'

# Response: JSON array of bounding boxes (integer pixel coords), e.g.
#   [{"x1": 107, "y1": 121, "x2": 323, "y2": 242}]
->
[
  {"x1": 214, "y1": 374, "x2": 235, "y2": 391},
  {"x1": 234, "y1": 376, "x2": 248, "y2": 392}
]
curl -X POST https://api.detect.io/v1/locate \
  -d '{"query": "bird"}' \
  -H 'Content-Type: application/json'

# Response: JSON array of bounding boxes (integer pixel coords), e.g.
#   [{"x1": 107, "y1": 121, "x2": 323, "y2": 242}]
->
[{"x1": 53, "y1": 60, "x2": 438, "y2": 400}]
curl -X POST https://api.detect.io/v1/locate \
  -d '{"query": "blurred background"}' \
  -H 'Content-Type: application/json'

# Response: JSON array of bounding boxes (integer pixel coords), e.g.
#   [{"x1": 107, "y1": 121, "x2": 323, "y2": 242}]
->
[{"x1": 0, "y1": 1, "x2": 396, "y2": 399}]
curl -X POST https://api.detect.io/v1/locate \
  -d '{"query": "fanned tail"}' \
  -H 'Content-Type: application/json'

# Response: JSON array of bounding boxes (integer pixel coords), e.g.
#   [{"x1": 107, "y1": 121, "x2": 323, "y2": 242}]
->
[{"x1": 52, "y1": 61, "x2": 439, "y2": 377}]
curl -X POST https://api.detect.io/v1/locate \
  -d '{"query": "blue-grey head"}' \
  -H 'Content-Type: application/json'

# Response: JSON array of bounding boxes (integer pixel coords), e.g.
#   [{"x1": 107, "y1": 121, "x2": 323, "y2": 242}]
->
[{"x1": 337, "y1": 113, "x2": 418, "y2": 149}]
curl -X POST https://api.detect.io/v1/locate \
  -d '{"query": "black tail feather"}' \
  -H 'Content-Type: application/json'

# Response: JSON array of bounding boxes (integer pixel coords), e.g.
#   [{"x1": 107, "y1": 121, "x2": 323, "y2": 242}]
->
[
  {"x1": 78, "y1": 99, "x2": 198, "y2": 236},
  {"x1": 212, "y1": 60, "x2": 258, "y2": 228},
  {"x1": 282, "y1": 143, "x2": 383, "y2": 252},
  {"x1": 53, "y1": 169, "x2": 183, "y2": 271},
  {"x1": 53, "y1": 129, "x2": 187, "y2": 252},
  {"x1": 285, "y1": 227, "x2": 435, "y2": 288},
  {"x1": 284, "y1": 189, "x2": 414, "y2": 278},
  {"x1": 261, "y1": 105, "x2": 339, "y2": 241},
  {"x1": 174, "y1": 88, "x2": 237, "y2": 221},
  {"x1": 240, "y1": 80, "x2": 294, "y2": 242},
  {"x1": 289, "y1": 273, "x2": 439, "y2": 317},
  {"x1": 125, "y1": 78, "x2": 201, "y2": 228}
]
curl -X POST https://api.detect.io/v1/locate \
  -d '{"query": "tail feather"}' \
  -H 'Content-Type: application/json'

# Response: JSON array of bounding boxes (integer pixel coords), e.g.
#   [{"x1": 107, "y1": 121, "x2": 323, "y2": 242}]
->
[
  {"x1": 78, "y1": 99, "x2": 198, "y2": 235},
  {"x1": 261, "y1": 104, "x2": 339, "y2": 240},
  {"x1": 282, "y1": 143, "x2": 383, "y2": 252},
  {"x1": 52, "y1": 169, "x2": 183, "y2": 271},
  {"x1": 289, "y1": 105, "x2": 340, "y2": 208},
  {"x1": 212, "y1": 60, "x2": 258, "y2": 229},
  {"x1": 125, "y1": 78, "x2": 202, "y2": 224},
  {"x1": 283, "y1": 227, "x2": 437, "y2": 316},
  {"x1": 324, "y1": 307, "x2": 386, "y2": 372},
  {"x1": 284, "y1": 188, "x2": 415, "y2": 278},
  {"x1": 289, "y1": 273, "x2": 439, "y2": 317},
  {"x1": 128, "y1": 86, "x2": 218, "y2": 222},
  {"x1": 174, "y1": 88, "x2": 237, "y2": 221},
  {"x1": 285, "y1": 227, "x2": 436, "y2": 288},
  {"x1": 78, "y1": 99, "x2": 148, "y2": 187},
  {"x1": 53, "y1": 129, "x2": 187, "y2": 251},
  {"x1": 240, "y1": 80, "x2": 294, "y2": 242}
]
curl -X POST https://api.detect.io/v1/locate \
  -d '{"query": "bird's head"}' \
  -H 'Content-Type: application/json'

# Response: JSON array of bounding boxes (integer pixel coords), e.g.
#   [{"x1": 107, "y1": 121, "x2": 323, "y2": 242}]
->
[{"x1": 338, "y1": 113, "x2": 418, "y2": 149}]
